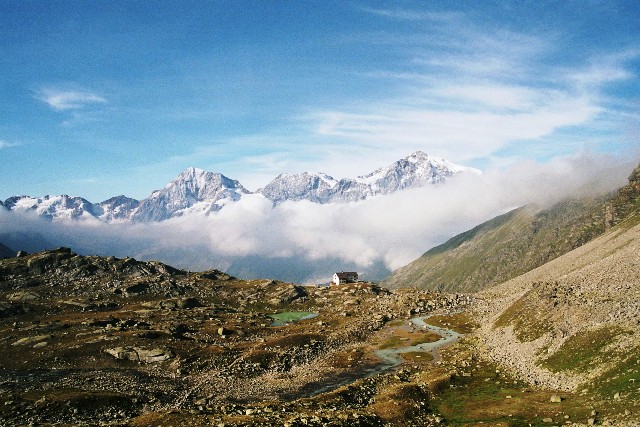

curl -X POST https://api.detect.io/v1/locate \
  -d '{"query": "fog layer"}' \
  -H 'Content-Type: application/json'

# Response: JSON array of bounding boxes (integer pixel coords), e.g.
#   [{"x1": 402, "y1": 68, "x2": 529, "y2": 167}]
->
[{"x1": 0, "y1": 155, "x2": 633, "y2": 283}]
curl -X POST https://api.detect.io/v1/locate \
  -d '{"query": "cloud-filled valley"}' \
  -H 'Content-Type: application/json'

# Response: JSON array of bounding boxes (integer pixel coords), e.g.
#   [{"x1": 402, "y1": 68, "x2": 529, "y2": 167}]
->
[{"x1": 0, "y1": 154, "x2": 632, "y2": 284}]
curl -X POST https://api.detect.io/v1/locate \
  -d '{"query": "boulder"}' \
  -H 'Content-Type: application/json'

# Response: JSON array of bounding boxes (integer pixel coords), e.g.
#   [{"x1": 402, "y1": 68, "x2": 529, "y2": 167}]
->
[{"x1": 105, "y1": 346, "x2": 173, "y2": 363}]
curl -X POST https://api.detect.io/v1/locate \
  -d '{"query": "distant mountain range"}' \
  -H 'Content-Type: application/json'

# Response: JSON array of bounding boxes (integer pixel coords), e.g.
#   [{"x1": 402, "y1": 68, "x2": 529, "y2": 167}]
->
[{"x1": 1, "y1": 152, "x2": 478, "y2": 222}]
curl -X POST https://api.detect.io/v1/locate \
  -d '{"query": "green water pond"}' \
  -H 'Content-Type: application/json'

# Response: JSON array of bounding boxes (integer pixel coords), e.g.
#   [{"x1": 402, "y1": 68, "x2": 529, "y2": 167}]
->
[{"x1": 269, "y1": 311, "x2": 318, "y2": 326}]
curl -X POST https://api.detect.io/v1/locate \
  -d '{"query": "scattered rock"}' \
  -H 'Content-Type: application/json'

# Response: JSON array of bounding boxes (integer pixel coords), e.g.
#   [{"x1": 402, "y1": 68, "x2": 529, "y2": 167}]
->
[
  {"x1": 12, "y1": 334, "x2": 51, "y2": 346},
  {"x1": 6, "y1": 291, "x2": 39, "y2": 301}
]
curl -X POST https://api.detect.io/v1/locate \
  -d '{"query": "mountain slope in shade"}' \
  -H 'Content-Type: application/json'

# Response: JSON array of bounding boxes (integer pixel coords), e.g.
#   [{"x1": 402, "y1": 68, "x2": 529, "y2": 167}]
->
[
  {"x1": 258, "y1": 151, "x2": 477, "y2": 204},
  {"x1": 0, "y1": 242, "x2": 14, "y2": 258},
  {"x1": 384, "y1": 161, "x2": 640, "y2": 293}
]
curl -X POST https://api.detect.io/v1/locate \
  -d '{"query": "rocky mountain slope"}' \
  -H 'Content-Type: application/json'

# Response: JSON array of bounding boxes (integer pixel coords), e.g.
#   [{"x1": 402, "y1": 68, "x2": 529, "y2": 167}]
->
[
  {"x1": 384, "y1": 162, "x2": 640, "y2": 293},
  {"x1": 475, "y1": 204, "x2": 640, "y2": 404},
  {"x1": 131, "y1": 168, "x2": 251, "y2": 222},
  {"x1": 0, "y1": 152, "x2": 474, "y2": 222}
]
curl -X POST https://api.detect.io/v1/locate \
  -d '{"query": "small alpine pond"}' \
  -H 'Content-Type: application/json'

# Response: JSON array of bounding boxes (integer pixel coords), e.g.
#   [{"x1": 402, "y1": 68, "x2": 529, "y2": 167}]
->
[{"x1": 269, "y1": 311, "x2": 318, "y2": 326}]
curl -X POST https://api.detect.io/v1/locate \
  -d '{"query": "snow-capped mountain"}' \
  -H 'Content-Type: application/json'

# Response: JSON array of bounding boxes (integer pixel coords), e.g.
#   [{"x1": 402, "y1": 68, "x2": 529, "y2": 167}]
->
[
  {"x1": 3, "y1": 195, "x2": 101, "y2": 220},
  {"x1": 97, "y1": 195, "x2": 140, "y2": 222},
  {"x1": 258, "y1": 151, "x2": 477, "y2": 204},
  {"x1": 257, "y1": 172, "x2": 342, "y2": 204},
  {"x1": 355, "y1": 151, "x2": 472, "y2": 193},
  {"x1": 131, "y1": 168, "x2": 251, "y2": 222},
  {"x1": 1, "y1": 152, "x2": 478, "y2": 222}
]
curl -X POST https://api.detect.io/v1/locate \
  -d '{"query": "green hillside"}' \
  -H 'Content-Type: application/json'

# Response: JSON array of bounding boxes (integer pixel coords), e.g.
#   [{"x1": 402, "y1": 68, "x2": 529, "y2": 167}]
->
[{"x1": 384, "y1": 162, "x2": 640, "y2": 293}]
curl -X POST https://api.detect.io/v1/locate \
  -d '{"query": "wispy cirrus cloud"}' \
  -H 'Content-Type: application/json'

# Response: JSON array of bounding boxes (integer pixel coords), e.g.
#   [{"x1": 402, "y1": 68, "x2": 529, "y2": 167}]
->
[
  {"x1": 36, "y1": 87, "x2": 107, "y2": 111},
  {"x1": 0, "y1": 139, "x2": 19, "y2": 149},
  {"x1": 360, "y1": 7, "x2": 463, "y2": 23},
  {"x1": 301, "y1": 7, "x2": 637, "y2": 166}
]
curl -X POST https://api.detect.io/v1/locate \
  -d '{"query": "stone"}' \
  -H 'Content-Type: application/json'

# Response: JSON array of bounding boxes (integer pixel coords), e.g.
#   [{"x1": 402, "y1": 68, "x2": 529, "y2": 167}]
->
[
  {"x1": 6, "y1": 291, "x2": 39, "y2": 301},
  {"x1": 542, "y1": 418, "x2": 553, "y2": 423},
  {"x1": 12, "y1": 334, "x2": 51, "y2": 346},
  {"x1": 587, "y1": 418, "x2": 596, "y2": 426},
  {"x1": 105, "y1": 346, "x2": 173, "y2": 363},
  {"x1": 16, "y1": 250, "x2": 27, "y2": 258},
  {"x1": 550, "y1": 394, "x2": 563, "y2": 403}
]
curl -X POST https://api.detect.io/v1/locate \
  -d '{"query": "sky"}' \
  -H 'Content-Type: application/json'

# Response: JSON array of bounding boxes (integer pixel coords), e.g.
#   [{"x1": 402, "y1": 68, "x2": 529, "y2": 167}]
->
[{"x1": 1, "y1": 0, "x2": 640, "y2": 202}]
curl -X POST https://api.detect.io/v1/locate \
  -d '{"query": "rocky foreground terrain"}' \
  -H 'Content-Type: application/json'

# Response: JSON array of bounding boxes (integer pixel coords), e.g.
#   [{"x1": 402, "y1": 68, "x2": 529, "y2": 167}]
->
[
  {"x1": 1, "y1": 242, "x2": 638, "y2": 426},
  {"x1": 0, "y1": 248, "x2": 474, "y2": 426}
]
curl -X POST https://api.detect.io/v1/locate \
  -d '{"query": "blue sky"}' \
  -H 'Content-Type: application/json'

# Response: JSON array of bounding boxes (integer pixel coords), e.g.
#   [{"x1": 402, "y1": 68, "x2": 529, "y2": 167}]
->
[{"x1": 1, "y1": 0, "x2": 639, "y2": 201}]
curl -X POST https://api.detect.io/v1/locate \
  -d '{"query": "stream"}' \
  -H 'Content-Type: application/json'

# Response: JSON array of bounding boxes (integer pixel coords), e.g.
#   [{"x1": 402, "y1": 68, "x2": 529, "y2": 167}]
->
[
  {"x1": 297, "y1": 315, "x2": 463, "y2": 398},
  {"x1": 374, "y1": 316, "x2": 462, "y2": 368}
]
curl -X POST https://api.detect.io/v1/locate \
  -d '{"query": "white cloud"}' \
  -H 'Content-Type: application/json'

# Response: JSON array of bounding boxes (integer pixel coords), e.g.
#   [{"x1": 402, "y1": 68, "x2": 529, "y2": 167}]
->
[
  {"x1": 36, "y1": 88, "x2": 107, "y2": 111},
  {"x1": 360, "y1": 7, "x2": 463, "y2": 23},
  {"x1": 0, "y1": 139, "x2": 18, "y2": 149},
  {"x1": 309, "y1": 95, "x2": 600, "y2": 162}
]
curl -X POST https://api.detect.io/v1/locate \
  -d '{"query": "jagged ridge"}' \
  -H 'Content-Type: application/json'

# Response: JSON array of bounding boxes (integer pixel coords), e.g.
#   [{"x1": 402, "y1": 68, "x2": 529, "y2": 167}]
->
[{"x1": 1, "y1": 152, "x2": 475, "y2": 222}]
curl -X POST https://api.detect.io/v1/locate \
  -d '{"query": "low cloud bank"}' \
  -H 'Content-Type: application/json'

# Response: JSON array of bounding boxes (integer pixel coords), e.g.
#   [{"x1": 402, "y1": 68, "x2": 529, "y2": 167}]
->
[{"x1": 0, "y1": 154, "x2": 633, "y2": 283}]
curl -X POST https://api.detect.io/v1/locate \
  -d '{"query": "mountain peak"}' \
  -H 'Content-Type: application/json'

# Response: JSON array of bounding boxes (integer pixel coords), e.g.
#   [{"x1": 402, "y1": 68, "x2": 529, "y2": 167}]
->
[
  {"x1": 132, "y1": 168, "x2": 250, "y2": 222},
  {"x1": 178, "y1": 166, "x2": 208, "y2": 176},
  {"x1": 2, "y1": 151, "x2": 477, "y2": 220},
  {"x1": 407, "y1": 151, "x2": 429, "y2": 162},
  {"x1": 259, "y1": 152, "x2": 474, "y2": 204}
]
